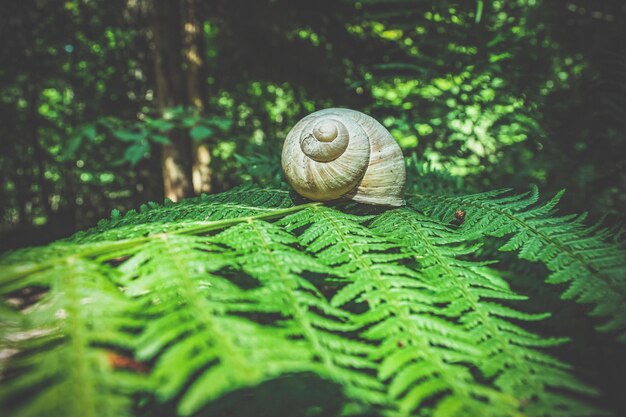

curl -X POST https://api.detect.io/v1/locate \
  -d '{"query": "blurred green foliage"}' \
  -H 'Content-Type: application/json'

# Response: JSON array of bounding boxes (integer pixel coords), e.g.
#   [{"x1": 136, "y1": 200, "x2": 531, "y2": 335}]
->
[
  {"x1": 67, "y1": 107, "x2": 232, "y2": 165},
  {"x1": 0, "y1": 1, "x2": 625, "y2": 415},
  {"x1": 1, "y1": 0, "x2": 624, "y2": 250}
]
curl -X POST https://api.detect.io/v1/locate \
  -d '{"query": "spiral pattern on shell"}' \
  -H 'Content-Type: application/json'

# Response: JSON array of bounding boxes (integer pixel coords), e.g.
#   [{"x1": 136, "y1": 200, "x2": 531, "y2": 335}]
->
[{"x1": 281, "y1": 108, "x2": 406, "y2": 206}]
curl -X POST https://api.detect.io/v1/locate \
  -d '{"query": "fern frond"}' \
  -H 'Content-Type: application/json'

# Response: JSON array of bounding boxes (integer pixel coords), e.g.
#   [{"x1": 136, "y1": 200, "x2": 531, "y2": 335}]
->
[
  {"x1": 281, "y1": 206, "x2": 522, "y2": 417},
  {"x1": 0, "y1": 192, "x2": 321, "y2": 417},
  {"x1": 116, "y1": 234, "x2": 315, "y2": 416},
  {"x1": 0, "y1": 201, "x2": 319, "y2": 284},
  {"x1": 0, "y1": 258, "x2": 137, "y2": 417},
  {"x1": 0, "y1": 186, "x2": 614, "y2": 417},
  {"x1": 370, "y1": 208, "x2": 603, "y2": 417},
  {"x1": 411, "y1": 188, "x2": 626, "y2": 342},
  {"x1": 213, "y1": 220, "x2": 389, "y2": 409}
]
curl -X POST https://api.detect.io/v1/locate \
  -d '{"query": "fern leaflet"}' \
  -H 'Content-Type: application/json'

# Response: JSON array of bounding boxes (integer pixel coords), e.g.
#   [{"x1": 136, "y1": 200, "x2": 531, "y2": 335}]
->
[
  {"x1": 370, "y1": 208, "x2": 602, "y2": 417},
  {"x1": 282, "y1": 206, "x2": 522, "y2": 416},
  {"x1": 410, "y1": 188, "x2": 626, "y2": 342},
  {"x1": 0, "y1": 258, "x2": 137, "y2": 417}
]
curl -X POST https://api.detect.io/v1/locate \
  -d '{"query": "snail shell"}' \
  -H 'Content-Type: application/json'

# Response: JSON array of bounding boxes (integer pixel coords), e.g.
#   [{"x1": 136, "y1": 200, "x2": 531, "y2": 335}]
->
[{"x1": 281, "y1": 108, "x2": 406, "y2": 207}]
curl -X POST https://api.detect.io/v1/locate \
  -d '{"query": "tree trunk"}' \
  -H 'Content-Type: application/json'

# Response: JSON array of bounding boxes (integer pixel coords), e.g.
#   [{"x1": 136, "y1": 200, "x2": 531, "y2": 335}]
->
[
  {"x1": 151, "y1": 0, "x2": 194, "y2": 201},
  {"x1": 182, "y1": 0, "x2": 212, "y2": 194}
]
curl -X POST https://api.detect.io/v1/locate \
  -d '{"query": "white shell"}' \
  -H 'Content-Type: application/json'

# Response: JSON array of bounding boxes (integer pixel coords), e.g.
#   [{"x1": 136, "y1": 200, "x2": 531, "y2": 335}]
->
[{"x1": 281, "y1": 108, "x2": 406, "y2": 207}]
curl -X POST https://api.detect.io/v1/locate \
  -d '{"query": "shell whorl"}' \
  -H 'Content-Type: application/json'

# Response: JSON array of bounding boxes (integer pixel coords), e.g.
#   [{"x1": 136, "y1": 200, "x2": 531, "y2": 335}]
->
[
  {"x1": 300, "y1": 118, "x2": 350, "y2": 162},
  {"x1": 281, "y1": 108, "x2": 406, "y2": 206}
]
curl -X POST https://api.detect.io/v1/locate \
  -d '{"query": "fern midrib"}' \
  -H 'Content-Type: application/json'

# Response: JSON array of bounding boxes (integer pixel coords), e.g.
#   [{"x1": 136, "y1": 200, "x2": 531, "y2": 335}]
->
[
  {"x1": 64, "y1": 258, "x2": 97, "y2": 417},
  {"x1": 314, "y1": 206, "x2": 509, "y2": 414},
  {"x1": 418, "y1": 194, "x2": 626, "y2": 304},
  {"x1": 3, "y1": 203, "x2": 321, "y2": 283},
  {"x1": 393, "y1": 210, "x2": 545, "y2": 398},
  {"x1": 199, "y1": 202, "x2": 286, "y2": 213}
]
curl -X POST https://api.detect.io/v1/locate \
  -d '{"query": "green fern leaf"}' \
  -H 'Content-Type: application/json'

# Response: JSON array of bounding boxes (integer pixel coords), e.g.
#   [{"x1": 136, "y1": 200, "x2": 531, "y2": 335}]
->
[
  {"x1": 116, "y1": 234, "x2": 316, "y2": 415},
  {"x1": 281, "y1": 206, "x2": 523, "y2": 416},
  {"x1": 0, "y1": 186, "x2": 616, "y2": 417},
  {"x1": 370, "y1": 208, "x2": 602, "y2": 417},
  {"x1": 212, "y1": 220, "x2": 389, "y2": 408},
  {"x1": 411, "y1": 188, "x2": 626, "y2": 342},
  {"x1": 0, "y1": 258, "x2": 137, "y2": 417}
]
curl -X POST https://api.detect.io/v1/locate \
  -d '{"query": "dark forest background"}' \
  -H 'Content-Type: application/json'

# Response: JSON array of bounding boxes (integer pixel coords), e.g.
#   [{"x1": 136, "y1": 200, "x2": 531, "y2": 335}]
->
[{"x1": 1, "y1": 0, "x2": 625, "y2": 252}]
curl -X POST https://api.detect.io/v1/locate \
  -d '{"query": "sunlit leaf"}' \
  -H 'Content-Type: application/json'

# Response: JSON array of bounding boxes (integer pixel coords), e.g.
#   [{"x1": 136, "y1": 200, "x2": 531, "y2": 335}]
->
[
  {"x1": 123, "y1": 142, "x2": 149, "y2": 165},
  {"x1": 190, "y1": 125, "x2": 213, "y2": 141}
]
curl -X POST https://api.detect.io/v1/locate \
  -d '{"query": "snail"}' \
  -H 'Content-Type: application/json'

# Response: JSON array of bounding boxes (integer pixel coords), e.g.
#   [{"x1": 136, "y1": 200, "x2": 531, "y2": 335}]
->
[{"x1": 281, "y1": 108, "x2": 406, "y2": 207}]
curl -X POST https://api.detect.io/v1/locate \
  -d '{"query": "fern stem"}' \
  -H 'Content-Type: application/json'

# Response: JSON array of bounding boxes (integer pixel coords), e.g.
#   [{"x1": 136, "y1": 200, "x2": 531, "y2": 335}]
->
[
  {"x1": 2, "y1": 202, "x2": 321, "y2": 282},
  {"x1": 174, "y1": 202, "x2": 321, "y2": 236},
  {"x1": 64, "y1": 259, "x2": 97, "y2": 417}
]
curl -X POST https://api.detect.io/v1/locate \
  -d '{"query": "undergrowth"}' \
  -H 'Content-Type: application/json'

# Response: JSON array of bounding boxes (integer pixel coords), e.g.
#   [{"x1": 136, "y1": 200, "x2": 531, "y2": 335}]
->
[{"x1": 1, "y1": 185, "x2": 625, "y2": 417}]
